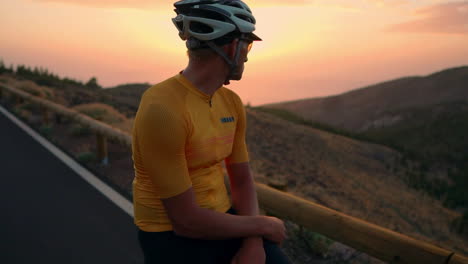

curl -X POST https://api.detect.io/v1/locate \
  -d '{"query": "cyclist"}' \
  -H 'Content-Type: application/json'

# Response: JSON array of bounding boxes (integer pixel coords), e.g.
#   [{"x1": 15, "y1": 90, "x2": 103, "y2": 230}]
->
[{"x1": 132, "y1": 1, "x2": 291, "y2": 263}]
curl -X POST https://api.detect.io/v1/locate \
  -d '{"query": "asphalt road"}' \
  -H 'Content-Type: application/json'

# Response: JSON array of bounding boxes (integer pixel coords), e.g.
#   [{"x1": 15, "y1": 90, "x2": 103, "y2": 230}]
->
[{"x1": 0, "y1": 108, "x2": 144, "y2": 264}]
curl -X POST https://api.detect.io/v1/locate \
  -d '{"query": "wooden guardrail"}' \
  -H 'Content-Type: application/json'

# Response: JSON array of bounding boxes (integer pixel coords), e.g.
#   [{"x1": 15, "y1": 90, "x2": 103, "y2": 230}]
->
[
  {"x1": 1, "y1": 83, "x2": 467, "y2": 264},
  {"x1": 0, "y1": 84, "x2": 130, "y2": 165},
  {"x1": 257, "y1": 184, "x2": 468, "y2": 264}
]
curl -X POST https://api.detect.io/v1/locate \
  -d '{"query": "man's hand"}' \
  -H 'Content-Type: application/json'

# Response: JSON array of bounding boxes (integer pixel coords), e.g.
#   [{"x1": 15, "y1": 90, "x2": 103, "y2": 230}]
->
[
  {"x1": 231, "y1": 237, "x2": 265, "y2": 264},
  {"x1": 262, "y1": 216, "x2": 287, "y2": 245}
]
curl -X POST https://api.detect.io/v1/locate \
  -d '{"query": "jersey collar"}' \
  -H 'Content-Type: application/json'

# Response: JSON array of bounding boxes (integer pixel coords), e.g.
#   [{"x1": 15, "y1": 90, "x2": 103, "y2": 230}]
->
[{"x1": 175, "y1": 72, "x2": 213, "y2": 103}]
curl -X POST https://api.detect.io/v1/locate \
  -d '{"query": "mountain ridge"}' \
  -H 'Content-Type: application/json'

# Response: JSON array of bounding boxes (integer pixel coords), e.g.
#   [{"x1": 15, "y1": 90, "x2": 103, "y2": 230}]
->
[
  {"x1": 265, "y1": 66, "x2": 468, "y2": 131},
  {"x1": 258, "y1": 65, "x2": 468, "y2": 243}
]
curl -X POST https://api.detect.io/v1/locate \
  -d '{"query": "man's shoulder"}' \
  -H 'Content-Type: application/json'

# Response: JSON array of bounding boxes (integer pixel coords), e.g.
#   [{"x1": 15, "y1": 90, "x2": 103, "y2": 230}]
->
[
  {"x1": 143, "y1": 75, "x2": 182, "y2": 98},
  {"x1": 141, "y1": 75, "x2": 187, "y2": 106},
  {"x1": 136, "y1": 76, "x2": 189, "y2": 121},
  {"x1": 219, "y1": 87, "x2": 244, "y2": 108},
  {"x1": 219, "y1": 86, "x2": 242, "y2": 102}
]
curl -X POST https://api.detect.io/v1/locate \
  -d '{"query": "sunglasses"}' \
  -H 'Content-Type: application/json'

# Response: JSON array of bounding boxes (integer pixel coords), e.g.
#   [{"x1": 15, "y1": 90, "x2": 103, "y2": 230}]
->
[{"x1": 239, "y1": 37, "x2": 253, "y2": 53}]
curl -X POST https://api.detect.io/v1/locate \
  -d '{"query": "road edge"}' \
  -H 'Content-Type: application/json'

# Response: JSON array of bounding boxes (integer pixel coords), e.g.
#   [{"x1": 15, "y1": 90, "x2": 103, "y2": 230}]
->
[{"x1": 0, "y1": 104, "x2": 134, "y2": 217}]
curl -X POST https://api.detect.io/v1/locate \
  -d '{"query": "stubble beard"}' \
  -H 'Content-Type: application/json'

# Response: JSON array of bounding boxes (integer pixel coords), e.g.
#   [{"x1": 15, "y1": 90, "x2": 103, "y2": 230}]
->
[{"x1": 230, "y1": 64, "x2": 245, "y2": 81}]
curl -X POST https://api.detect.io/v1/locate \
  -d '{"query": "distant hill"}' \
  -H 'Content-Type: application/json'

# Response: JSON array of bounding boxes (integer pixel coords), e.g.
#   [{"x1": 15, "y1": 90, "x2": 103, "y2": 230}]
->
[
  {"x1": 103, "y1": 83, "x2": 151, "y2": 98},
  {"x1": 260, "y1": 66, "x2": 468, "y2": 232},
  {"x1": 265, "y1": 66, "x2": 468, "y2": 132},
  {"x1": 245, "y1": 108, "x2": 467, "y2": 256},
  {"x1": 102, "y1": 83, "x2": 151, "y2": 116},
  {"x1": 0, "y1": 63, "x2": 152, "y2": 118}
]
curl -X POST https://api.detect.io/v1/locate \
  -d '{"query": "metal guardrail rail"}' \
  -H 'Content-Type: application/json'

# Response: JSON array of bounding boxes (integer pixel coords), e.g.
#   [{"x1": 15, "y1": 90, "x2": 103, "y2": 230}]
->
[{"x1": 1, "y1": 83, "x2": 467, "y2": 264}]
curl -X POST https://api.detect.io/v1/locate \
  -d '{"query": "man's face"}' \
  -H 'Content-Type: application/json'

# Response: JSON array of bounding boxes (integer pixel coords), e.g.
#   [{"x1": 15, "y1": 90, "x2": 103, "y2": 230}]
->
[{"x1": 230, "y1": 39, "x2": 253, "y2": 81}]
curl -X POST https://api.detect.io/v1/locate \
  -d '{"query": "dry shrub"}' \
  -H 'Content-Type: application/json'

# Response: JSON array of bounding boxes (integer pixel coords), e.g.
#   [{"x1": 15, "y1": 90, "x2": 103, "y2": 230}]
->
[
  {"x1": 0, "y1": 75, "x2": 11, "y2": 84},
  {"x1": 0, "y1": 75, "x2": 55, "y2": 99},
  {"x1": 114, "y1": 117, "x2": 134, "y2": 134},
  {"x1": 72, "y1": 103, "x2": 127, "y2": 125},
  {"x1": 16, "y1": 79, "x2": 54, "y2": 99},
  {"x1": 246, "y1": 108, "x2": 468, "y2": 256},
  {"x1": 18, "y1": 109, "x2": 32, "y2": 121}
]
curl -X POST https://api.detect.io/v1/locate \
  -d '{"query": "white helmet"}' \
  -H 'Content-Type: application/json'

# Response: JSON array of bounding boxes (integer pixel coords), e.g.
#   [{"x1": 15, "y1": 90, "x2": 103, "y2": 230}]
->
[
  {"x1": 172, "y1": 0, "x2": 261, "y2": 44},
  {"x1": 172, "y1": 0, "x2": 261, "y2": 84}
]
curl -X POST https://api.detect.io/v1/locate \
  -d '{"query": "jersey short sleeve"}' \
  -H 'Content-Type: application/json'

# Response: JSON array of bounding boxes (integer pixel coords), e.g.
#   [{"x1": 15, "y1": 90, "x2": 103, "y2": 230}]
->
[
  {"x1": 136, "y1": 102, "x2": 192, "y2": 199},
  {"x1": 225, "y1": 92, "x2": 249, "y2": 165}
]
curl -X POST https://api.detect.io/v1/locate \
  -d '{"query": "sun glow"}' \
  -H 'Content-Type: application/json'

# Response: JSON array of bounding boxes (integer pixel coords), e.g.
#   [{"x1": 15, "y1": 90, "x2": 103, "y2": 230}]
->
[
  {"x1": 117, "y1": 10, "x2": 183, "y2": 54},
  {"x1": 248, "y1": 6, "x2": 317, "y2": 62},
  {"x1": 1, "y1": 0, "x2": 467, "y2": 104},
  {"x1": 115, "y1": 5, "x2": 319, "y2": 63}
]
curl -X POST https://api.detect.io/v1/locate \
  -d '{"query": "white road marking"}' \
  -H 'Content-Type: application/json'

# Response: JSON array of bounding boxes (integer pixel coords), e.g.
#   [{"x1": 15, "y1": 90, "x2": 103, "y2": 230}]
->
[{"x1": 0, "y1": 104, "x2": 134, "y2": 217}]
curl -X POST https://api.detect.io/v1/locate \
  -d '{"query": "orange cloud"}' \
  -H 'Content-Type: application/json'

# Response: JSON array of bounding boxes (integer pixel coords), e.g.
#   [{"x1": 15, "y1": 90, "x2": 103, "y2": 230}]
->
[
  {"x1": 33, "y1": 0, "x2": 164, "y2": 9},
  {"x1": 33, "y1": 0, "x2": 314, "y2": 9},
  {"x1": 365, "y1": 0, "x2": 409, "y2": 7},
  {"x1": 386, "y1": 1, "x2": 468, "y2": 34}
]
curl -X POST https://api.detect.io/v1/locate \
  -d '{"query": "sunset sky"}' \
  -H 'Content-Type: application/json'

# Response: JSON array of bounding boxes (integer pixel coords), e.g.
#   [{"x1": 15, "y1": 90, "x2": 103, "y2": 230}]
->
[{"x1": 1, "y1": 0, "x2": 467, "y2": 105}]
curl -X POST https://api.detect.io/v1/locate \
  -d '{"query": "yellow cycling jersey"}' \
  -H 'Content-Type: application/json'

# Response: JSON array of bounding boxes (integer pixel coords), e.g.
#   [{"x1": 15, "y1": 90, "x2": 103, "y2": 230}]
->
[{"x1": 131, "y1": 73, "x2": 249, "y2": 232}]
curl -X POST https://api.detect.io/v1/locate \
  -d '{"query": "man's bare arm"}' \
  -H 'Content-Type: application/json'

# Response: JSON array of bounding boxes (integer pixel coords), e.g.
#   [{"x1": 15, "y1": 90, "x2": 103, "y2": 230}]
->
[
  {"x1": 226, "y1": 162, "x2": 264, "y2": 247},
  {"x1": 162, "y1": 187, "x2": 284, "y2": 242}
]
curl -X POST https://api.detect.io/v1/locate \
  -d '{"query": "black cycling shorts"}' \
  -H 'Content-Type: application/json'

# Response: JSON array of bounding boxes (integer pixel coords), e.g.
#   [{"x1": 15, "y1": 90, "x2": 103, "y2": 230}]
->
[{"x1": 137, "y1": 208, "x2": 292, "y2": 264}]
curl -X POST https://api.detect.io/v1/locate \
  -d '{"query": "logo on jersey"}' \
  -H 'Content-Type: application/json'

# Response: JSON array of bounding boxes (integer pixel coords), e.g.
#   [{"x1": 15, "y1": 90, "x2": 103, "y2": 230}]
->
[{"x1": 220, "y1": 117, "x2": 235, "y2": 123}]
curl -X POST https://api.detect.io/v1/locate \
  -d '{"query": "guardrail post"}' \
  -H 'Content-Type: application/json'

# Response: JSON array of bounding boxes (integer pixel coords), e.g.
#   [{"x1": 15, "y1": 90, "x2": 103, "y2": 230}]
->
[
  {"x1": 2, "y1": 89, "x2": 9, "y2": 103},
  {"x1": 55, "y1": 114, "x2": 62, "y2": 124},
  {"x1": 15, "y1": 94, "x2": 22, "y2": 105},
  {"x1": 41, "y1": 105, "x2": 50, "y2": 126},
  {"x1": 0, "y1": 87, "x2": 5, "y2": 104},
  {"x1": 96, "y1": 133, "x2": 108, "y2": 165}
]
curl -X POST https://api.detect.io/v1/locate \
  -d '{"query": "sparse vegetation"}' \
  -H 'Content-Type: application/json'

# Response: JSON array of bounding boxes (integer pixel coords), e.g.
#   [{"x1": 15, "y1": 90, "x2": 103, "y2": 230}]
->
[
  {"x1": 72, "y1": 103, "x2": 127, "y2": 124},
  {"x1": 1, "y1": 59, "x2": 101, "y2": 90},
  {"x1": 76, "y1": 152, "x2": 96, "y2": 163},
  {"x1": 0, "y1": 59, "x2": 14, "y2": 75},
  {"x1": 18, "y1": 102, "x2": 36, "y2": 112},
  {"x1": 256, "y1": 66, "x2": 468, "y2": 240},
  {"x1": 362, "y1": 103, "x2": 468, "y2": 211},
  {"x1": 296, "y1": 227, "x2": 334, "y2": 258},
  {"x1": 256, "y1": 103, "x2": 468, "y2": 238},
  {"x1": 69, "y1": 124, "x2": 92, "y2": 137},
  {"x1": 18, "y1": 109, "x2": 32, "y2": 122},
  {"x1": 254, "y1": 106, "x2": 373, "y2": 142},
  {"x1": 451, "y1": 212, "x2": 468, "y2": 239},
  {"x1": 246, "y1": 109, "x2": 468, "y2": 257},
  {"x1": 39, "y1": 125, "x2": 53, "y2": 139},
  {"x1": 1, "y1": 75, "x2": 56, "y2": 100}
]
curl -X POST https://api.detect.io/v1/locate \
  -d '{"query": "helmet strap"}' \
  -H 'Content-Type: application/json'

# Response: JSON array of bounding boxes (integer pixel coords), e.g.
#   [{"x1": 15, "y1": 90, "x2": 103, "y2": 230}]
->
[
  {"x1": 205, "y1": 40, "x2": 243, "y2": 85},
  {"x1": 230, "y1": 39, "x2": 244, "y2": 78}
]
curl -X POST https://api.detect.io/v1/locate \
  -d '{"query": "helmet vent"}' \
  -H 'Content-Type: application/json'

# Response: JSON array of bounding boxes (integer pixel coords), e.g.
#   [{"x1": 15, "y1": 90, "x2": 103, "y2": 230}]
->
[
  {"x1": 190, "y1": 21, "x2": 214, "y2": 34},
  {"x1": 221, "y1": 0, "x2": 243, "y2": 8},
  {"x1": 172, "y1": 0, "x2": 260, "y2": 42},
  {"x1": 234, "y1": 14, "x2": 253, "y2": 23},
  {"x1": 175, "y1": 21, "x2": 184, "y2": 31},
  {"x1": 228, "y1": 2, "x2": 242, "y2": 8}
]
